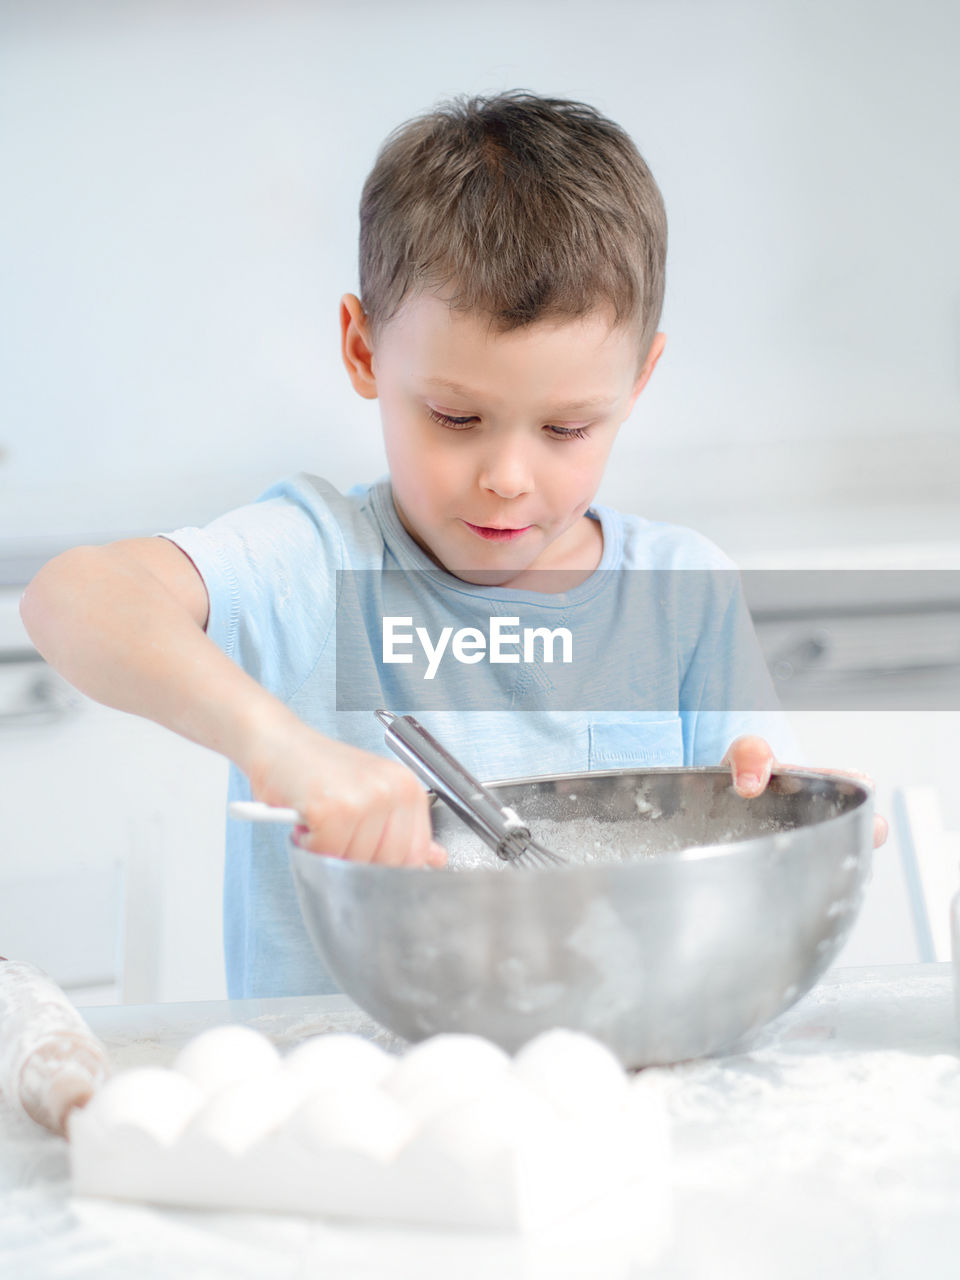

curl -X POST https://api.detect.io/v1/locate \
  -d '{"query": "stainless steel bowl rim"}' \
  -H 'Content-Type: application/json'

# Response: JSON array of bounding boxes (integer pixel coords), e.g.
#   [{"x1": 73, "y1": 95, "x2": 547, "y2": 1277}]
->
[{"x1": 287, "y1": 765, "x2": 871, "y2": 876}]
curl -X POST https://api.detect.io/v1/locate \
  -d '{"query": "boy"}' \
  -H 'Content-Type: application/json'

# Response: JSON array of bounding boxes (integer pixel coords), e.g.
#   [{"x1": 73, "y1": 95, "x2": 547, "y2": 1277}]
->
[{"x1": 20, "y1": 92, "x2": 884, "y2": 998}]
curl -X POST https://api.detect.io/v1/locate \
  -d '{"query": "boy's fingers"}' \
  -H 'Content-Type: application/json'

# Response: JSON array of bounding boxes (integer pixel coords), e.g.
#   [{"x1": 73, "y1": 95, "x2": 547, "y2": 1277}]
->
[
  {"x1": 297, "y1": 799, "x2": 364, "y2": 861},
  {"x1": 374, "y1": 801, "x2": 435, "y2": 868},
  {"x1": 290, "y1": 786, "x2": 437, "y2": 866},
  {"x1": 402, "y1": 805, "x2": 444, "y2": 867},
  {"x1": 335, "y1": 787, "x2": 436, "y2": 867},
  {"x1": 722, "y1": 735, "x2": 775, "y2": 797},
  {"x1": 400, "y1": 829, "x2": 437, "y2": 868},
  {"x1": 874, "y1": 814, "x2": 889, "y2": 848},
  {"x1": 370, "y1": 806, "x2": 414, "y2": 868},
  {"x1": 344, "y1": 802, "x2": 405, "y2": 866},
  {"x1": 426, "y1": 841, "x2": 448, "y2": 869}
]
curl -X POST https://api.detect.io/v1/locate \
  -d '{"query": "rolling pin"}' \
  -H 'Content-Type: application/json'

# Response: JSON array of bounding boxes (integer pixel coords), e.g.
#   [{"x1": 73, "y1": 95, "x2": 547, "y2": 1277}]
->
[{"x1": 0, "y1": 957, "x2": 110, "y2": 1137}]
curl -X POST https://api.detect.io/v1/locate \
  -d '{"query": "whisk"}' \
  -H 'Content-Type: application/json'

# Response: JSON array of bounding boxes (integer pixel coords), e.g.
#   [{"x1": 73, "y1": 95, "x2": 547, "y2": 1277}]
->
[{"x1": 375, "y1": 709, "x2": 564, "y2": 869}]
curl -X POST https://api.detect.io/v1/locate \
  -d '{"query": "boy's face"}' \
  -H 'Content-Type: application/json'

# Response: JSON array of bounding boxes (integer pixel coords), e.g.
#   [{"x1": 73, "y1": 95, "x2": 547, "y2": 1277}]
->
[{"x1": 341, "y1": 289, "x2": 664, "y2": 588}]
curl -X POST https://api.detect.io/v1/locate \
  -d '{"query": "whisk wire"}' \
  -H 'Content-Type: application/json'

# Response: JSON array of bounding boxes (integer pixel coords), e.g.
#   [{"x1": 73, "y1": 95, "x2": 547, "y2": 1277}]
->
[
  {"x1": 495, "y1": 829, "x2": 565, "y2": 869},
  {"x1": 377, "y1": 709, "x2": 567, "y2": 870}
]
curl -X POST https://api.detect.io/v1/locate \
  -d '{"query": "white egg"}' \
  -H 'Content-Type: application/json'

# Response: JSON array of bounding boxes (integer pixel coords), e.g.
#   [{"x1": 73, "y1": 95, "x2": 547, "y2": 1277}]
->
[
  {"x1": 284, "y1": 1034, "x2": 394, "y2": 1089},
  {"x1": 289, "y1": 1084, "x2": 417, "y2": 1161},
  {"x1": 383, "y1": 1034, "x2": 512, "y2": 1123},
  {"x1": 415, "y1": 1075, "x2": 558, "y2": 1167},
  {"x1": 87, "y1": 1066, "x2": 204, "y2": 1144},
  {"x1": 186, "y1": 1068, "x2": 301, "y2": 1155},
  {"x1": 173, "y1": 1025, "x2": 279, "y2": 1094},
  {"x1": 514, "y1": 1029, "x2": 629, "y2": 1122}
]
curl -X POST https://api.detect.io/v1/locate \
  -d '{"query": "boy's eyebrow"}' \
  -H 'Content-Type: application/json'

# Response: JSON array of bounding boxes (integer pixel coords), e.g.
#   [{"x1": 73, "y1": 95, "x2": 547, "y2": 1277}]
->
[{"x1": 422, "y1": 377, "x2": 614, "y2": 414}]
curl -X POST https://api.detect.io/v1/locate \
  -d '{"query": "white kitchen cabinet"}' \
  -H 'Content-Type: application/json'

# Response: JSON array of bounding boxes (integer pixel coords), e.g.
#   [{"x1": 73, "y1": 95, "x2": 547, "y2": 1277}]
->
[
  {"x1": 784, "y1": 709, "x2": 960, "y2": 968},
  {"x1": 743, "y1": 561, "x2": 960, "y2": 970},
  {"x1": 0, "y1": 683, "x2": 229, "y2": 1005}
]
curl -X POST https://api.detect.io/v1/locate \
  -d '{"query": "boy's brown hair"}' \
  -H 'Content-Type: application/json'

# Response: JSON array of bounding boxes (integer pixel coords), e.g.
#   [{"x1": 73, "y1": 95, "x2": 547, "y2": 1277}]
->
[{"x1": 358, "y1": 91, "x2": 667, "y2": 369}]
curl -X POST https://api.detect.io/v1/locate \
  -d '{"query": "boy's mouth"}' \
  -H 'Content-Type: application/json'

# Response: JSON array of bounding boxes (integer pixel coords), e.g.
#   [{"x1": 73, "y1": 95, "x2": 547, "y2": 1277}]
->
[{"x1": 463, "y1": 521, "x2": 532, "y2": 543}]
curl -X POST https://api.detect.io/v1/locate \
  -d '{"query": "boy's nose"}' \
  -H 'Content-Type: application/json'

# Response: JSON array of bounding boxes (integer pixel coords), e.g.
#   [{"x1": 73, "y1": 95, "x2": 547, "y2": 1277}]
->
[{"x1": 477, "y1": 439, "x2": 534, "y2": 500}]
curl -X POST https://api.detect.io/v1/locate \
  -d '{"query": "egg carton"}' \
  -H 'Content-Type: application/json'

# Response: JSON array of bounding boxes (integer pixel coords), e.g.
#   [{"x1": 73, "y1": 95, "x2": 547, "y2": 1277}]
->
[{"x1": 69, "y1": 1025, "x2": 672, "y2": 1233}]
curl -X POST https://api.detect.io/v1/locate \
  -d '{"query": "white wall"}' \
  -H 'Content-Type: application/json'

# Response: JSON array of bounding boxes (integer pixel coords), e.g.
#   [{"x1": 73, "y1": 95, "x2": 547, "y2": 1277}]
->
[{"x1": 2, "y1": 0, "x2": 958, "y2": 553}]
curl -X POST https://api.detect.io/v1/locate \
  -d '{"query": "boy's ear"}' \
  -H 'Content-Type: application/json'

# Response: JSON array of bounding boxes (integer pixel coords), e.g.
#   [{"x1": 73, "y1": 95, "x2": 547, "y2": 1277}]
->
[
  {"x1": 627, "y1": 331, "x2": 666, "y2": 410},
  {"x1": 340, "y1": 293, "x2": 378, "y2": 400}
]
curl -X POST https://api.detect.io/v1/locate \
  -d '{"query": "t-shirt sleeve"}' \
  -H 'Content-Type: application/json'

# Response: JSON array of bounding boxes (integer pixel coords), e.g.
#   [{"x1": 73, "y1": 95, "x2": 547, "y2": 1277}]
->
[
  {"x1": 677, "y1": 560, "x2": 805, "y2": 766},
  {"x1": 156, "y1": 478, "x2": 344, "y2": 702}
]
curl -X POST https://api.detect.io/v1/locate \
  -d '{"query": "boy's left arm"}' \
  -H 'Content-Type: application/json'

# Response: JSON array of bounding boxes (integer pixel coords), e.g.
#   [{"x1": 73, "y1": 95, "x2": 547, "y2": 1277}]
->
[{"x1": 722, "y1": 735, "x2": 889, "y2": 848}]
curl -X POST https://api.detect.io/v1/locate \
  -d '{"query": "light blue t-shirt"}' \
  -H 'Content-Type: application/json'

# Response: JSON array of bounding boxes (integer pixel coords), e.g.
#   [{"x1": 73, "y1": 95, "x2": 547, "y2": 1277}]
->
[{"x1": 163, "y1": 473, "x2": 798, "y2": 998}]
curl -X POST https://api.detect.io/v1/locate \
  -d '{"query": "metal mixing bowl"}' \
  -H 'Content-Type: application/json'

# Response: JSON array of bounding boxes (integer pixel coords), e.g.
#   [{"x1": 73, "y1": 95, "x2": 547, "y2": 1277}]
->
[{"x1": 289, "y1": 767, "x2": 873, "y2": 1066}]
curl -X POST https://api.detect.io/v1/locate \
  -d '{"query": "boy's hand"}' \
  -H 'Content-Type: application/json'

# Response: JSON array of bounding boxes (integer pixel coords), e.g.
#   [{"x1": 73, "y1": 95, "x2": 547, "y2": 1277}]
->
[
  {"x1": 249, "y1": 722, "x2": 447, "y2": 868},
  {"x1": 721, "y1": 735, "x2": 889, "y2": 849}
]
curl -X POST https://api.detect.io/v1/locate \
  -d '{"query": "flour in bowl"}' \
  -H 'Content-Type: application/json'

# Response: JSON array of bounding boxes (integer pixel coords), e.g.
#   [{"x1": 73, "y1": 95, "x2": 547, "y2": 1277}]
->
[
  {"x1": 438, "y1": 814, "x2": 683, "y2": 871},
  {"x1": 436, "y1": 795, "x2": 793, "y2": 871}
]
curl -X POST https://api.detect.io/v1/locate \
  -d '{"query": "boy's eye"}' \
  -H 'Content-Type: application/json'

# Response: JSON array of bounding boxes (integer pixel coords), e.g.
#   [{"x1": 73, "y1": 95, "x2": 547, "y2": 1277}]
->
[
  {"x1": 544, "y1": 425, "x2": 589, "y2": 440},
  {"x1": 428, "y1": 409, "x2": 475, "y2": 429},
  {"x1": 428, "y1": 409, "x2": 588, "y2": 441}
]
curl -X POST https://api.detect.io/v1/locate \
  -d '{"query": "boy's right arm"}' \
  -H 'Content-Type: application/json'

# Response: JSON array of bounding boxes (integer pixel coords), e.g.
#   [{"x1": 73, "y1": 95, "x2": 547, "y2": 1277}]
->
[{"x1": 19, "y1": 539, "x2": 445, "y2": 868}]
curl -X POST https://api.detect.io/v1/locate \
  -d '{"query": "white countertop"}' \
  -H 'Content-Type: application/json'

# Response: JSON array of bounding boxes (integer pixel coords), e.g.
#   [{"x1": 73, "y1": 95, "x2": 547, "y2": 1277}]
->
[{"x1": 1, "y1": 965, "x2": 958, "y2": 1279}]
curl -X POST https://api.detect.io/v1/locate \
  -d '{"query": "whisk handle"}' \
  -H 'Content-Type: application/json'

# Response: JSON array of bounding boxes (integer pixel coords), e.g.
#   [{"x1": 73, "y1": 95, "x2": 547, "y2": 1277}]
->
[{"x1": 375, "y1": 709, "x2": 526, "y2": 853}]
